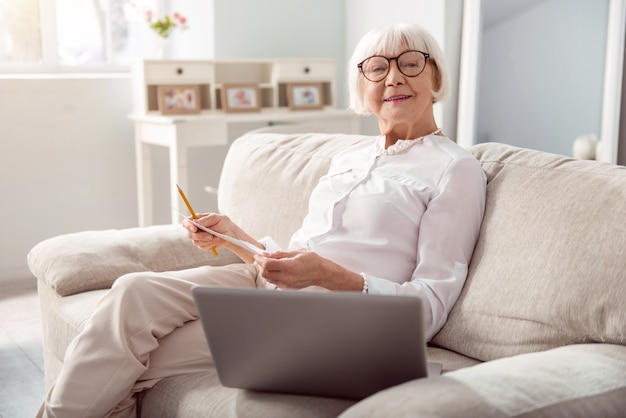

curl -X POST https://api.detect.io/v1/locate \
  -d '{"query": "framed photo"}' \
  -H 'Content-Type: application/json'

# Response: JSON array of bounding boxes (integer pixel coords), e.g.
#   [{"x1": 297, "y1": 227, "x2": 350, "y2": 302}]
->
[
  {"x1": 221, "y1": 83, "x2": 261, "y2": 112},
  {"x1": 156, "y1": 85, "x2": 201, "y2": 115},
  {"x1": 287, "y1": 83, "x2": 324, "y2": 110}
]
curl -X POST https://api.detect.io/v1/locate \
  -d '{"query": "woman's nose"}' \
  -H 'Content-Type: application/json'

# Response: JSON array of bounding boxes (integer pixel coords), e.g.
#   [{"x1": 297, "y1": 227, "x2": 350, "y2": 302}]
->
[{"x1": 385, "y1": 60, "x2": 405, "y2": 86}]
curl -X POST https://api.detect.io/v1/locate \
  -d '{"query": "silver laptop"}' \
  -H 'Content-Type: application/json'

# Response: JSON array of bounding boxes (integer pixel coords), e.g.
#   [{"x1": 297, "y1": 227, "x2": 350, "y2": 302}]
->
[{"x1": 192, "y1": 286, "x2": 436, "y2": 400}]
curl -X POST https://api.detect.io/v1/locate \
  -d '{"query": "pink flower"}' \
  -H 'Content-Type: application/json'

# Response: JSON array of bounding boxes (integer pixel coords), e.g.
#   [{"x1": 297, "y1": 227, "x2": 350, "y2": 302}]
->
[
  {"x1": 147, "y1": 9, "x2": 189, "y2": 38},
  {"x1": 171, "y1": 11, "x2": 187, "y2": 25}
]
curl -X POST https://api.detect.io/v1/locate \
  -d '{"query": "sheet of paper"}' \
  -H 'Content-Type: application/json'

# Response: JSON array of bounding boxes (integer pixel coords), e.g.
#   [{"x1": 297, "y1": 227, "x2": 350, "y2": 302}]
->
[
  {"x1": 173, "y1": 210, "x2": 264, "y2": 255},
  {"x1": 188, "y1": 219, "x2": 265, "y2": 255}
]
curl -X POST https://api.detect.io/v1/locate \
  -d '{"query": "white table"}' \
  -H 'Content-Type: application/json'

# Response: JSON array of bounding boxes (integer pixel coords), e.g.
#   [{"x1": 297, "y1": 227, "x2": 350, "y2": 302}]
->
[{"x1": 129, "y1": 109, "x2": 360, "y2": 226}]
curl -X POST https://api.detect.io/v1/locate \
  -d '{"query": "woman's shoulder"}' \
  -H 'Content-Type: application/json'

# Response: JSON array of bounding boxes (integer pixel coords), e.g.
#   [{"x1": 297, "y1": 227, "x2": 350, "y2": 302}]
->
[
  {"x1": 427, "y1": 135, "x2": 476, "y2": 161},
  {"x1": 421, "y1": 135, "x2": 485, "y2": 182},
  {"x1": 433, "y1": 137, "x2": 486, "y2": 190}
]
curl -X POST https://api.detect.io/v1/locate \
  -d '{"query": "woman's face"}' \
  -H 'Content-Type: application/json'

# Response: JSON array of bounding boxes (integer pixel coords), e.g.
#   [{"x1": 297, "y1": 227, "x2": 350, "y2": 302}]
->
[{"x1": 362, "y1": 48, "x2": 437, "y2": 140}]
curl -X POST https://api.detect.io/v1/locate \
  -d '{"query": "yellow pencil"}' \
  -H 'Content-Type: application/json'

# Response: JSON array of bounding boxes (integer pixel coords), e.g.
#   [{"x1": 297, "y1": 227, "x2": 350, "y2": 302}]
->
[{"x1": 176, "y1": 184, "x2": 218, "y2": 256}]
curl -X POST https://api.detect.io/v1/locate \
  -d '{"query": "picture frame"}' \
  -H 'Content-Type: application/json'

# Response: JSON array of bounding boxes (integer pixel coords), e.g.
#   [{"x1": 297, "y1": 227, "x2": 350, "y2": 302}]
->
[
  {"x1": 156, "y1": 84, "x2": 201, "y2": 115},
  {"x1": 221, "y1": 83, "x2": 261, "y2": 112},
  {"x1": 287, "y1": 83, "x2": 324, "y2": 110}
]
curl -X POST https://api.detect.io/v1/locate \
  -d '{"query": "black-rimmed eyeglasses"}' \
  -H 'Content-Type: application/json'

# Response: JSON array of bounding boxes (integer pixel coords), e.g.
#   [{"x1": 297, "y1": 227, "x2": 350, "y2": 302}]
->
[{"x1": 358, "y1": 50, "x2": 430, "y2": 82}]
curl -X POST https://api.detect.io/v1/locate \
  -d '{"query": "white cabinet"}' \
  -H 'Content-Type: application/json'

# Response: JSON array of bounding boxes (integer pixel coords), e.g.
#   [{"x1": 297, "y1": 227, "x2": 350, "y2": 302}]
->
[
  {"x1": 132, "y1": 58, "x2": 340, "y2": 115},
  {"x1": 143, "y1": 61, "x2": 214, "y2": 84},
  {"x1": 129, "y1": 58, "x2": 359, "y2": 226}
]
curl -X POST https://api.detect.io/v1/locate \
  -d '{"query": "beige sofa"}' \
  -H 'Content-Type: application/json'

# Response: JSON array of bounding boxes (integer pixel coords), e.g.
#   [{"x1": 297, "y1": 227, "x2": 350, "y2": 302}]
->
[{"x1": 28, "y1": 132, "x2": 626, "y2": 417}]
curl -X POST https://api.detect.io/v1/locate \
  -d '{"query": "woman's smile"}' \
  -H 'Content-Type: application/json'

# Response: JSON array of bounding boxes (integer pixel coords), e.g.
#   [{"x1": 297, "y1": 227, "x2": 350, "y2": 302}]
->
[{"x1": 384, "y1": 94, "x2": 413, "y2": 103}]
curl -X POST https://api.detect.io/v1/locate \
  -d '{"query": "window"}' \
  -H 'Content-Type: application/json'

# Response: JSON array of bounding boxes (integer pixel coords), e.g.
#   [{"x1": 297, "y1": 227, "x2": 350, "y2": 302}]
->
[{"x1": 0, "y1": 0, "x2": 138, "y2": 73}]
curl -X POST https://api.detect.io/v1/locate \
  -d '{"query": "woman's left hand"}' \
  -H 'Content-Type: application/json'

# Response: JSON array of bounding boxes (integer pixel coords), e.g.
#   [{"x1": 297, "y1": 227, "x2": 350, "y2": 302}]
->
[{"x1": 253, "y1": 250, "x2": 363, "y2": 291}]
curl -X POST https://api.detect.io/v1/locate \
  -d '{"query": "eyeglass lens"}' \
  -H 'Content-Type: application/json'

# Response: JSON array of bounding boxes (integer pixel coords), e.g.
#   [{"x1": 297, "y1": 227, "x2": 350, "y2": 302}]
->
[{"x1": 359, "y1": 50, "x2": 427, "y2": 82}]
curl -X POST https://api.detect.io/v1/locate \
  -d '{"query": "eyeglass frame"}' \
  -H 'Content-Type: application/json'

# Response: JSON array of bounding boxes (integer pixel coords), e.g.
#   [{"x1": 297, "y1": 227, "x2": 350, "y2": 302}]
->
[{"x1": 357, "y1": 50, "x2": 431, "y2": 82}]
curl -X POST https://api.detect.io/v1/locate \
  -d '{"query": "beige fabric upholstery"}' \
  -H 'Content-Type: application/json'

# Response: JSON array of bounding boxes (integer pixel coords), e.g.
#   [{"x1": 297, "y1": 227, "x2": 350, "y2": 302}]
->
[
  {"x1": 432, "y1": 143, "x2": 626, "y2": 361},
  {"x1": 37, "y1": 284, "x2": 109, "y2": 388},
  {"x1": 139, "y1": 346, "x2": 479, "y2": 418},
  {"x1": 341, "y1": 344, "x2": 626, "y2": 418},
  {"x1": 39, "y1": 280, "x2": 480, "y2": 415},
  {"x1": 140, "y1": 370, "x2": 355, "y2": 418},
  {"x1": 425, "y1": 346, "x2": 481, "y2": 373},
  {"x1": 28, "y1": 224, "x2": 242, "y2": 297}
]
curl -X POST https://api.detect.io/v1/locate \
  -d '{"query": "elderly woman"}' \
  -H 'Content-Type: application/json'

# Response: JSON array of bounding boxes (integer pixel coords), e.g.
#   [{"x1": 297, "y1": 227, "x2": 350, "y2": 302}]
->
[{"x1": 38, "y1": 23, "x2": 486, "y2": 417}]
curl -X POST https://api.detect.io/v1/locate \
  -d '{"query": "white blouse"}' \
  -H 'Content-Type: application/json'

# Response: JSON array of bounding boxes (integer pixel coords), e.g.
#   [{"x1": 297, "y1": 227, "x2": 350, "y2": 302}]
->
[{"x1": 270, "y1": 134, "x2": 486, "y2": 340}]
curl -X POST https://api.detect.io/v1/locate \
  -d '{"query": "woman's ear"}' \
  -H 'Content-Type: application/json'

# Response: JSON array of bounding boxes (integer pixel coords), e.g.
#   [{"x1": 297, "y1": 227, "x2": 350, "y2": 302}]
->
[
  {"x1": 430, "y1": 62, "x2": 442, "y2": 103},
  {"x1": 431, "y1": 62, "x2": 442, "y2": 91}
]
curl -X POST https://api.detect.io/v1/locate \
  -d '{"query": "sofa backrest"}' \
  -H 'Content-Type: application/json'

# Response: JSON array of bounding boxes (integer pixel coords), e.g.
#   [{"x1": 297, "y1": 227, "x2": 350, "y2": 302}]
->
[
  {"x1": 432, "y1": 142, "x2": 626, "y2": 361},
  {"x1": 220, "y1": 133, "x2": 626, "y2": 361}
]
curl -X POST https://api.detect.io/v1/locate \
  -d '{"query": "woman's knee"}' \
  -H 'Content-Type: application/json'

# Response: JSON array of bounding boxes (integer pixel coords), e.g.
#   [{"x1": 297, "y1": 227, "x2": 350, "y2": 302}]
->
[{"x1": 111, "y1": 271, "x2": 162, "y2": 293}]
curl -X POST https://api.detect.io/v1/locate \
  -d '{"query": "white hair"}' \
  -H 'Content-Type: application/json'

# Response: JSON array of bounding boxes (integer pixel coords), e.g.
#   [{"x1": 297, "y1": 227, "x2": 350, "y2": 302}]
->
[{"x1": 348, "y1": 23, "x2": 450, "y2": 114}]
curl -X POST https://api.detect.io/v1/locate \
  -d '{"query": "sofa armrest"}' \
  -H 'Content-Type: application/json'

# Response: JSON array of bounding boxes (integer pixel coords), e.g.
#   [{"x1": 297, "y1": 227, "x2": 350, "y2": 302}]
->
[
  {"x1": 27, "y1": 224, "x2": 242, "y2": 297},
  {"x1": 340, "y1": 344, "x2": 626, "y2": 418}
]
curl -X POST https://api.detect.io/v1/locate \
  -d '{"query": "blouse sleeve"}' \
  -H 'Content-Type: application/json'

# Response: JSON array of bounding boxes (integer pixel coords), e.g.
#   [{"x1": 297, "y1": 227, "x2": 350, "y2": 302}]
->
[{"x1": 366, "y1": 156, "x2": 486, "y2": 341}]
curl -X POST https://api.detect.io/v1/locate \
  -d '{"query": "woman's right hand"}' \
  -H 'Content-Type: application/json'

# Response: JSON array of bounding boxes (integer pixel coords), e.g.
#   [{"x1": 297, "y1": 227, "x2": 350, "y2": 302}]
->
[
  {"x1": 183, "y1": 212, "x2": 233, "y2": 252},
  {"x1": 182, "y1": 213, "x2": 264, "y2": 263}
]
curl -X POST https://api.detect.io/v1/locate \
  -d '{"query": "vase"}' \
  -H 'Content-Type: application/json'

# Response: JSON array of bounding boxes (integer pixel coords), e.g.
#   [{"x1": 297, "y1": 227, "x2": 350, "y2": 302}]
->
[{"x1": 154, "y1": 36, "x2": 172, "y2": 59}]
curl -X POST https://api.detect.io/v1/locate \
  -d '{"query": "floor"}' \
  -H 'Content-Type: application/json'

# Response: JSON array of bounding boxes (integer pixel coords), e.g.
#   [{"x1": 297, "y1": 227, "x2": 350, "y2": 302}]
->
[{"x1": 0, "y1": 274, "x2": 45, "y2": 418}]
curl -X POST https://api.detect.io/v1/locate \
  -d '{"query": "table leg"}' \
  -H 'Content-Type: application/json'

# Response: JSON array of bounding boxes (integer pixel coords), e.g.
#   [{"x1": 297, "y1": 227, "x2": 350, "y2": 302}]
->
[
  {"x1": 169, "y1": 141, "x2": 189, "y2": 225},
  {"x1": 135, "y1": 126, "x2": 153, "y2": 226}
]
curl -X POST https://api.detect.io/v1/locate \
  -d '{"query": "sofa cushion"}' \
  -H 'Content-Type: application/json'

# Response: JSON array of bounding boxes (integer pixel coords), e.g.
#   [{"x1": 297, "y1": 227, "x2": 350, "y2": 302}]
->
[
  {"x1": 27, "y1": 224, "x2": 241, "y2": 296},
  {"x1": 218, "y1": 133, "x2": 371, "y2": 249},
  {"x1": 340, "y1": 344, "x2": 626, "y2": 418},
  {"x1": 138, "y1": 348, "x2": 482, "y2": 417},
  {"x1": 140, "y1": 369, "x2": 355, "y2": 418},
  {"x1": 432, "y1": 143, "x2": 626, "y2": 361},
  {"x1": 426, "y1": 346, "x2": 481, "y2": 373},
  {"x1": 37, "y1": 284, "x2": 109, "y2": 388}
]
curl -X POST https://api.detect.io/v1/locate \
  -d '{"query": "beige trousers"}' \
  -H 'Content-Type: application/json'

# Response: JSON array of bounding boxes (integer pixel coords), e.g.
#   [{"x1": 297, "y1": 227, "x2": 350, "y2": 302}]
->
[{"x1": 38, "y1": 262, "x2": 272, "y2": 418}]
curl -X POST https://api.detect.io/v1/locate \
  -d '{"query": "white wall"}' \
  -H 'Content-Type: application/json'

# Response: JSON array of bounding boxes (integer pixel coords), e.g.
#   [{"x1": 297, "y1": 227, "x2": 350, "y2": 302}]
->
[
  {"x1": 168, "y1": 0, "x2": 216, "y2": 59},
  {"x1": 344, "y1": 0, "x2": 445, "y2": 58},
  {"x1": 0, "y1": 76, "x2": 137, "y2": 279},
  {"x1": 477, "y1": 0, "x2": 609, "y2": 156}
]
